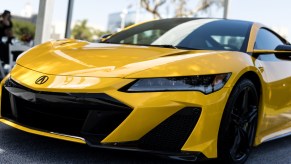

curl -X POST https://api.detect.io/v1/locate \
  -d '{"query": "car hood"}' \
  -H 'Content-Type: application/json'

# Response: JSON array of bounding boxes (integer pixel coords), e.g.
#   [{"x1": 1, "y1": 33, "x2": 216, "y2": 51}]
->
[{"x1": 16, "y1": 40, "x2": 223, "y2": 78}]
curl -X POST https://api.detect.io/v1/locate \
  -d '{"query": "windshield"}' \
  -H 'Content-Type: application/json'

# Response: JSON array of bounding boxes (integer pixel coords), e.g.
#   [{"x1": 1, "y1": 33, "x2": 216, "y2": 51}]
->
[{"x1": 105, "y1": 18, "x2": 252, "y2": 52}]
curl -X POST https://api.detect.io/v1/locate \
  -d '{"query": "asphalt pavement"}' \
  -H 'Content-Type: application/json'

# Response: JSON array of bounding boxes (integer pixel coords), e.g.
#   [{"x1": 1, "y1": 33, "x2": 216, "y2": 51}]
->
[{"x1": 0, "y1": 123, "x2": 290, "y2": 164}]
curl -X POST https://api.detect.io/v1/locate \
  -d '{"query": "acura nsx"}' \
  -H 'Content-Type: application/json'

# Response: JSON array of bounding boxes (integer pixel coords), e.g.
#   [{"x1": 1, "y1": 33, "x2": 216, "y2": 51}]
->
[{"x1": 0, "y1": 18, "x2": 291, "y2": 163}]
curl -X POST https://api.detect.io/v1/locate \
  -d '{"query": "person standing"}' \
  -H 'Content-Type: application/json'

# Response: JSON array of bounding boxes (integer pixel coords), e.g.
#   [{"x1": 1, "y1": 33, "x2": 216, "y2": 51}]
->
[{"x1": 0, "y1": 10, "x2": 13, "y2": 64}]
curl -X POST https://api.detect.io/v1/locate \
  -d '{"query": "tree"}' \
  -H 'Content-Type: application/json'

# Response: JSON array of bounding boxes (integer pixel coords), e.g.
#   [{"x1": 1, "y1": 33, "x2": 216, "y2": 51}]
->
[
  {"x1": 140, "y1": 0, "x2": 223, "y2": 19},
  {"x1": 72, "y1": 19, "x2": 110, "y2": 42},
  {"x1": 174, "y1": 0, "x2": 223, "y2": 17},
  {"x1": 71, "y1": 19, "x2": 94, "y2": 41},
  {"x1": 12, "y1": 20, "x2": 35, "y2": 43},
  {"x1": 94, "y1": 29, "x2": 110, "y2": 39},
  {"x1": 141, "y1": 0, "x2": 166, "y2": 19}
]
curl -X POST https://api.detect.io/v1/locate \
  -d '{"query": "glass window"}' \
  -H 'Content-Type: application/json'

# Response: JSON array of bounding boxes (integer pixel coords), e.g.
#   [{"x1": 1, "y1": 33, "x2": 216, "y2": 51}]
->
[
  {"x1": 254, "y1": 29, "x2": 284, "y2": 50},
  {"x1": 211, "y1": 36, "x2": 245, "y2": 50},
  {"x1": 105, "y1": 19, "x2": 252, "y2": 52},
  {"x1": 121, "y1": 29, "x2": 166, "y2": 45}
]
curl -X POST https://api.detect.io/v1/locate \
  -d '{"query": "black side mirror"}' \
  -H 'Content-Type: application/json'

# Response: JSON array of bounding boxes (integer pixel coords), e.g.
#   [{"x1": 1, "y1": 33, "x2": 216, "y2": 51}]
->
[
  {"x1": 275, "y1": 44, "x2": 291, "y2": 51},
  {"x1": 274, "y1": 45, "x2": 291, "y2": 60}
]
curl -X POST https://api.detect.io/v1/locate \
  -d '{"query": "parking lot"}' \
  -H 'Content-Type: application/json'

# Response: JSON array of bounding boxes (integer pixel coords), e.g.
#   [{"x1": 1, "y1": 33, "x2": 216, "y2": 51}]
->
[{"x1": 0, "y1": 123, "x2": 290, "y2": 164}]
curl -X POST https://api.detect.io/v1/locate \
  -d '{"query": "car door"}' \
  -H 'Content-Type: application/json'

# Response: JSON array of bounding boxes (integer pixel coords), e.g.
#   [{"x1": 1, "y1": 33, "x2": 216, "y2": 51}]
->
[{"x1": 254, "y1": 28, "x2": 291, "y2": 141}]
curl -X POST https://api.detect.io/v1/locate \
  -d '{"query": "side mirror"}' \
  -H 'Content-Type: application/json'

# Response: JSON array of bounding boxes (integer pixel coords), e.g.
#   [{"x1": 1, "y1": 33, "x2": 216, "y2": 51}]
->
[
  {"x1": 253, "y1": 44, "x2": 291, "y2": 60},
  {"x1": 275, "y1": 44, "x2": 291, "y2": 51},
  {"x1": 274, "y1": 45, "x2": 291, "y2": 60},
  {"x1": 97, "y1": 34, "x2": 112, "y2": 43}
]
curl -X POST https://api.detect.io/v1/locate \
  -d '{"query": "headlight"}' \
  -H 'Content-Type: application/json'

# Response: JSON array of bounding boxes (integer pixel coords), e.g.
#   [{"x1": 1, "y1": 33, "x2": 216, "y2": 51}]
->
[{"x1": 120, "y1": 73, "x2": 231, "y2": 94}]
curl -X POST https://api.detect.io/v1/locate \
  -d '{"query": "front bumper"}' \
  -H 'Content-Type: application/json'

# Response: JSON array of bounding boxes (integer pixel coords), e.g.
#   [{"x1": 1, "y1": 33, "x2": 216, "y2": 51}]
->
[
  {"x1": 1, "y1": 79, "x2": 203, "y2": 158},
  {"x1": 0, "y1": 78, "x2": 205, "y2": 161},
  {"x1": 0, "y1": 65, "x2": 232, "y2": 159},
  {"x1": 0, "y1": 118, "x2": 206, "y2": 162}
]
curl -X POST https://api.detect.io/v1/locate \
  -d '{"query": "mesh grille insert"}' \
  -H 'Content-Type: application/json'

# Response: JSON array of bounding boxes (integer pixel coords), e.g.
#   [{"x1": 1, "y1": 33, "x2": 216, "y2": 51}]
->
[{"x1": 139, "y1": 107, "x2": 201, "y2": 151}]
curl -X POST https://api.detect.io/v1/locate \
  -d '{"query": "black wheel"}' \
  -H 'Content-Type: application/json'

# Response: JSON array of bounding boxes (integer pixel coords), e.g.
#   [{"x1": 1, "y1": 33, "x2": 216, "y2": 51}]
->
[{"x1": 218, "y1": 79, "x2": 259, "y2": 164}]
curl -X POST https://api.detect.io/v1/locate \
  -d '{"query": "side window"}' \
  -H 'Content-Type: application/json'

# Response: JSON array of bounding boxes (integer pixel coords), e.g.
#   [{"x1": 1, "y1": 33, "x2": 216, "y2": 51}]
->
[{"x1": 254, "y1": 28, "x2": 284, "y2": 50}]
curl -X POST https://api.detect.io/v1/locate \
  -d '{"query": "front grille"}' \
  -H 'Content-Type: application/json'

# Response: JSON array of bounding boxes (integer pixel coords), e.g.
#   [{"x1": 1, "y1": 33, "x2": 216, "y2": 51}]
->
[
  {"x1": 139, "y1": 107, "x2": 201, "y2": 151},
  {"x1": 1, "y1": 79, "x2": 132, "y2": 141}
]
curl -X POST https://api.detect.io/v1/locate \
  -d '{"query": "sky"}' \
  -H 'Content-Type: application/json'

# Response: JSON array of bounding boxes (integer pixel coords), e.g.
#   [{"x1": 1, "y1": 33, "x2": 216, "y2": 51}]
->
[{"x1": 0, "y1": 0, "x2": 290, "y2": 40}]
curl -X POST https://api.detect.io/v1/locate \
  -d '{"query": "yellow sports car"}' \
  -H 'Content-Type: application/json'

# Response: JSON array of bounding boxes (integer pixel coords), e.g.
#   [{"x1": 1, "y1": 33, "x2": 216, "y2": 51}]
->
[{"x1": 0, "y1": 18, "x2": 291, "y2": 163}]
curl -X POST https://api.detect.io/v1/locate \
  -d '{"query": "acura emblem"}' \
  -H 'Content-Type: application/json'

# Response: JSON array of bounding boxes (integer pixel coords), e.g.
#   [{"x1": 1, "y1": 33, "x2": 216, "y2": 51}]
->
[{"x1": 35, "y1": 76, "x2": 49, "y2": 85}]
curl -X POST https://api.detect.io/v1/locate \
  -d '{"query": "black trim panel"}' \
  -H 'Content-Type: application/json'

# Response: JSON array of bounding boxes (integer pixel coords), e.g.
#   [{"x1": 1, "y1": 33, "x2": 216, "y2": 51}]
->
[{"x1": 1, "y1": 78, "x2": 132, "y2": 141}]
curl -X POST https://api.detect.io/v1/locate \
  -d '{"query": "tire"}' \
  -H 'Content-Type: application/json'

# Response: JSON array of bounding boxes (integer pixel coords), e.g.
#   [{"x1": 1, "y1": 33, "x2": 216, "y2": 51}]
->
[{"x1": 218, "y1": 78, "x2": 259, "y2": 164}]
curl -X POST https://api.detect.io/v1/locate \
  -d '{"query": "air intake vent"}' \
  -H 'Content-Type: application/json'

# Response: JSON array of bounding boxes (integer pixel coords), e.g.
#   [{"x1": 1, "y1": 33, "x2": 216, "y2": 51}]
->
[{"x1": 139, "y1": 107, "x2": 201, "y2": 151}]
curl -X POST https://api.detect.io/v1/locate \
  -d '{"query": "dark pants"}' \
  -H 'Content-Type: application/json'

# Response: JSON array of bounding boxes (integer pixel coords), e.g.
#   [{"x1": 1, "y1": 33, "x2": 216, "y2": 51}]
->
[{"x1": 0, "y1": 41, "x2": 9, "y2": 64}]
